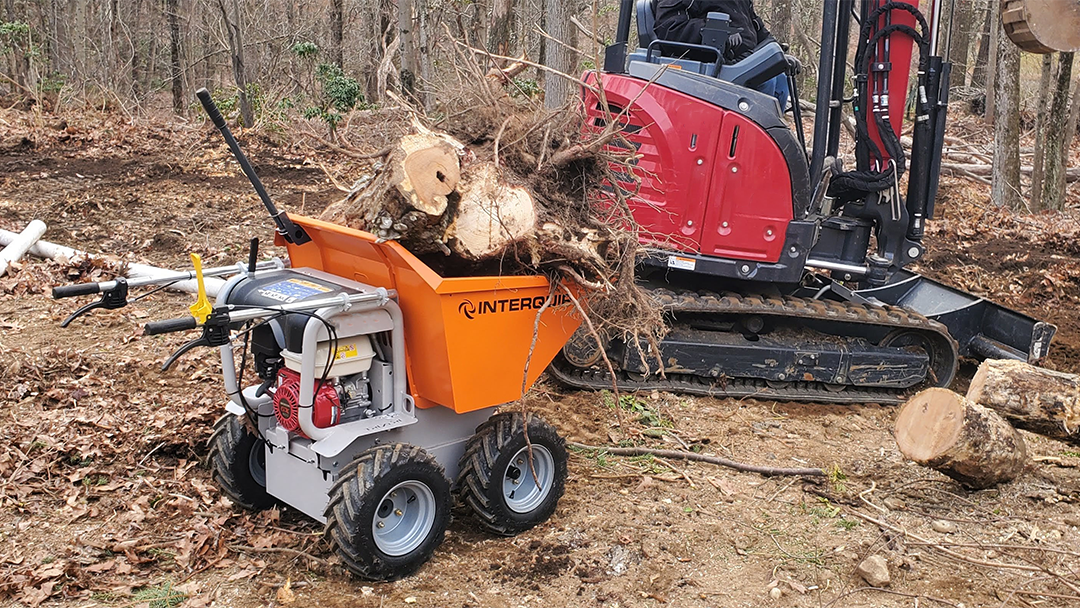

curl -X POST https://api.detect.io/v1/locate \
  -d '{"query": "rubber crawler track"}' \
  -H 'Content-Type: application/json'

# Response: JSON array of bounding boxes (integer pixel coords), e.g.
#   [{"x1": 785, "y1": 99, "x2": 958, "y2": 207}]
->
[{"x1": 549, "y1": 288, "x2": 959, "y2": 405}]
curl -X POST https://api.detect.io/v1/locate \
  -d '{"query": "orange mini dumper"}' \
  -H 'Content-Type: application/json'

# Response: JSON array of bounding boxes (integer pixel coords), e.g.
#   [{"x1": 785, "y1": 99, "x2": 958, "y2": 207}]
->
[{"x1": 52, "y1": 91, "x2": 582, "y2": 581}]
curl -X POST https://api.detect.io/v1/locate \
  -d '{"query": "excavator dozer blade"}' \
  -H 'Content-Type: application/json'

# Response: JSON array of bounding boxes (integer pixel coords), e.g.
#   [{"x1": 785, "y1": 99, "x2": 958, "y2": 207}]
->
[{"x1": 846, "y1": 270, "x2": 1056, "y2": 364}]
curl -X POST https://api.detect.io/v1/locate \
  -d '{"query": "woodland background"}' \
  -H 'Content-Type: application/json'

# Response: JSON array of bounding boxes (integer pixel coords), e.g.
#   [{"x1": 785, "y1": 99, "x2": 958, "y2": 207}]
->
[{"x1": 1, "y1": 0, "x2": 1078, "y2": 211}]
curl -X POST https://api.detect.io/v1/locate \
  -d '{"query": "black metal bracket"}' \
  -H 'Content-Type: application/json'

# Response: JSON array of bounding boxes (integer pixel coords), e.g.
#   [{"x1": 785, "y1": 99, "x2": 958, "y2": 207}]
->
[{"x1": 61, "y1": 278, "x2": 129, "y2": 328}]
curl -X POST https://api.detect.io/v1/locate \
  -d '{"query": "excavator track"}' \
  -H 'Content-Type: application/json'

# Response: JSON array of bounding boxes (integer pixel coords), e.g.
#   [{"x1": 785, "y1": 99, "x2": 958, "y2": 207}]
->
[{"x1": 549, "y1": 289, "x2": 959, "y2": 405}]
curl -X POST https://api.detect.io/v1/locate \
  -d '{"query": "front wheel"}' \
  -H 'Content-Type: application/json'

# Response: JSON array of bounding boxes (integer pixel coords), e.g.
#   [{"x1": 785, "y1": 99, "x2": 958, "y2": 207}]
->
[
  {"x1": 457, "y1": 413, "x2": 568, "y2": 536},
  {"x1": 207, "y1": 415, "x2": 275, "y2": 511},
  {"x1": 324, "y1": 444, "x2": 451, "y2": 581}
]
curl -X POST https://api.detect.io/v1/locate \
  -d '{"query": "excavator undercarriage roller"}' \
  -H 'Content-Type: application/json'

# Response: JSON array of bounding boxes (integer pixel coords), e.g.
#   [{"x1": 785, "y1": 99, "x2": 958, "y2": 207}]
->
[{"x1": 552, "y1": 288, "x2": 959, "y2": 405}]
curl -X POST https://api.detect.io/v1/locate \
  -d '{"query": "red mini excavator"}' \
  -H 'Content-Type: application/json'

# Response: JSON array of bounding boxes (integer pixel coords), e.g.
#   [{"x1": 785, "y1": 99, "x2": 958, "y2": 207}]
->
[{"x1": 551, "y1": 0, "x2": 1063, "y2": 404}]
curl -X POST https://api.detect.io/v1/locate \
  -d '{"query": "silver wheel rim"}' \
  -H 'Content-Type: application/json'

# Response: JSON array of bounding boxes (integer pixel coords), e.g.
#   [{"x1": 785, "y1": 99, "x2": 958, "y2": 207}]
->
[
  {"x1": 372, "y1": 481, "x2": 436, "y2": 557},
  {"x1": 248, "y1": 440, "x2": 266, "y2": 488},
  {"x1": 502, "y1": 445, "x2": 555, "y2": 514}
]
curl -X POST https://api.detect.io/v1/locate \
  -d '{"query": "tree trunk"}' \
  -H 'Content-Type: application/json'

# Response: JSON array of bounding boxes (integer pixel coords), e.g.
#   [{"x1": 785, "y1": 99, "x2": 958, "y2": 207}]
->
[
  {"x1": 218, "y1": 0, "x2": 254, "y2": 127},
  {"x1": 972, "y1": 1, "x2": 993, "y2": 89},
  {"x1": 895, "y1": 388, "x2": 1028, "y2": 489},
  {"x1": 1030, "y1": 54, "x2": 1054, "y2": 210},
  {"x1": 951, "y1": 0, "x2": 973, "y2": 87},
  {"x1": 130, "y1": 0, "x2": 145, "y2": 99},
  {"x1": 991, "y1": 13, "x2": 1022, "y2": 210},
  {"x1": 771, "y1": 0, "x2": 793, "y2": 45},
  {"x1": 167, "y1": 0, "x2": 183, "y2": 114},
  {"x1": 399, "y1": 0, "x2": 418, "y2": 101},
  {"x1": 331, "y1": 0, "x2": 344, "y2": 67},
  {"x1": 543, "y1": 0, "x2": 575, "y2": 109},
  {"x1": 968, "y1": 359, "x2": 1080, "y2": 446},
  {"x1": 1067, "y1": 75, "x2": 1080, "y2": 149},
  {"x1": 985, "y1": 0, "x2": 1000, "y2": 124},
  {"x1": 1041, "y1": 52, "x2": 1075, "y2": 211},
  {"x1": 488, "y1": 0, "x2": 514, "y2": 56}
]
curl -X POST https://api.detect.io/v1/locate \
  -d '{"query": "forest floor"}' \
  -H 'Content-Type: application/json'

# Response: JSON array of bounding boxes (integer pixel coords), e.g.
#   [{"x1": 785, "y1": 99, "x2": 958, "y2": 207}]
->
[{"x1": 3, "y1": 107, "x2": 1080, "y2": 608}]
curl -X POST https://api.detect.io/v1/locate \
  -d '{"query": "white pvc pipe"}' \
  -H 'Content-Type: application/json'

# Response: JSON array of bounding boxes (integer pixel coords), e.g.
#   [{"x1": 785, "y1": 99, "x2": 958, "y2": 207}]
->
[
  {"x1": 0, "y1": 220, "x2": 47, "y2": 278},
  {"x1": 0, "y1": 228, "x2": 226, "y2": 297}
]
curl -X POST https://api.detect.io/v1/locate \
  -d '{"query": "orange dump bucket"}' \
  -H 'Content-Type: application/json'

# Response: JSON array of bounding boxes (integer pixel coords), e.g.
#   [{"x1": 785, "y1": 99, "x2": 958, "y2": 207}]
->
[{"x1": 278, "y1": 215, "x2": 582, "y2": 414}]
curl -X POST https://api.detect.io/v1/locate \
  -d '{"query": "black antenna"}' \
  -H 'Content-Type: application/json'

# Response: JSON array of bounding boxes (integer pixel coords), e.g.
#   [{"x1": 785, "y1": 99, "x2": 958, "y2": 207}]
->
[{"x1": 195, "y1": 88, "x2": 311, "y2": 245}]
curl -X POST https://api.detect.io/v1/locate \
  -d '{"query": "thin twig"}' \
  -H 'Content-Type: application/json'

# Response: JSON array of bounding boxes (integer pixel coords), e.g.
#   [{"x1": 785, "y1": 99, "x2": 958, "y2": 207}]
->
[
  {"x1": 568, "y1": 442, "x2": 824, "y2": 477},
  {"x1": 227, "y1": 544, "x2": 330, "y2": 567}
]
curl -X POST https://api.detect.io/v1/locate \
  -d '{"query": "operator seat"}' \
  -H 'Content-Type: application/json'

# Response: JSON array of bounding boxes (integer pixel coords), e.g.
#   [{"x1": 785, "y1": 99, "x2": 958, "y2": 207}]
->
[{"x1": 630, "y1": 0, "x2": 788, "y2": 90}]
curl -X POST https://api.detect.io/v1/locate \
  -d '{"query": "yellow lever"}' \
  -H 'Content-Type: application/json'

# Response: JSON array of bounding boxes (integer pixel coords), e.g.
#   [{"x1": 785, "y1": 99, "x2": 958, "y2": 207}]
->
[{"x1": 188, "y1": 253, "x2": 213, "y2": 324}]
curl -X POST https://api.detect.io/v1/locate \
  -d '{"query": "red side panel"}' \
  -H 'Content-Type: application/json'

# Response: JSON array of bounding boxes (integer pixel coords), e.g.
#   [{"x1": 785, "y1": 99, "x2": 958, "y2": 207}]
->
[
  {"x1": 583, "y1": 73, "x2": 794, "y2": 264},
  {"x1": 700, "y1": 113, "x2": 794, "y2": 261}
]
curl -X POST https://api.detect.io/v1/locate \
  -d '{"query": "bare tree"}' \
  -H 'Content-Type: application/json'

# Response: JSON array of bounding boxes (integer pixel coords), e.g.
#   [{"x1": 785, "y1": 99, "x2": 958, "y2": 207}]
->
[
  {"x1": 218, "y1": 0, "x2": 255, "y2": 127},
  {"x1": 984, "y1": 0, "x2": 999, "y2": 124},
  {"x1": 399, "y1": 0, "x2": 418, "y2": 101},
  {"x1": 991, "y1": 13, "x2": 1021, "y2": 210},
  {"x1": 1031, "y1": 54, "x2": 1054, "y2": 209},
  {"x1": 489, "y1": 0, "x2": 513, "y2": 55},
  {"x1": 168, "y1": 0, "x2": 184, "y2": 113},
  {"x1": 950, "y1": 0, "x2": 973, "y2": 86},
  {"x1": 1041, "y1": 52, "x2": 1076, "y2": 210},
  {"x1": 331, "y1": 0, "x2": 344, "y2": 66},
  {"x1": 542, "y1": 0, "x2": 575, "y2": 109}
]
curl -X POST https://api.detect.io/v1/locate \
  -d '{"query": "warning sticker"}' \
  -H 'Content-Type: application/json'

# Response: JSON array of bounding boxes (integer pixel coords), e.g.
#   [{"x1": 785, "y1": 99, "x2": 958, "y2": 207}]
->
[
  {"x1": 667, "y1": 256, "x2": 697, "y2": 271},
  {"x1": 257, "y1": 279, "x2": 333, "y2": 304},
  {"x1": 335, "y1": 344, "x2": 359, "y2": 361}
]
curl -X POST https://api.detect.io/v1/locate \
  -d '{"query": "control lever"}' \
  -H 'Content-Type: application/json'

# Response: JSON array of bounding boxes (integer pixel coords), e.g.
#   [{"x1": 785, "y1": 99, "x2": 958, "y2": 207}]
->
[
  {"x1": 151, "y1": 309, "x2": 233, "y2": 372},
  {"x1": 59, "y1": 278, "x2": 129, "y2": 328}
]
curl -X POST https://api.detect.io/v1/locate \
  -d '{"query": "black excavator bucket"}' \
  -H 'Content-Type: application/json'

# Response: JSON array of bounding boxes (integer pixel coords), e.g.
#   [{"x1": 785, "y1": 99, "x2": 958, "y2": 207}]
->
[{"x1": 843, "y1": 270, "x2": 1056, "y2": 364}]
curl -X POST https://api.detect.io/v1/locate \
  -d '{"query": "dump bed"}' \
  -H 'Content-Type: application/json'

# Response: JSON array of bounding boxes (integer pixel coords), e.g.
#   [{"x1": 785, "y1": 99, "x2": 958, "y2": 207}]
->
[{"x1": 278, "y1": 215, "x2": 581, "y2": 414}]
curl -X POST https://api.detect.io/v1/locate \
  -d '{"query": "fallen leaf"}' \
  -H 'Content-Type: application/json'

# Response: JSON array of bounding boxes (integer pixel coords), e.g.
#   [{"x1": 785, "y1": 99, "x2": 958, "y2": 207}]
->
[{"x1": 276, "y1": 579, "x2": 296, "y2": 604}]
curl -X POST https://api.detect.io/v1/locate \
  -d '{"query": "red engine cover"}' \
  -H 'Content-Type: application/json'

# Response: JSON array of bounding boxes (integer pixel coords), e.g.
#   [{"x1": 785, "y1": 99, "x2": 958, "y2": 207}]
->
[
  {"x1": 582, "y1": 72, "x2": 795, "y2": 264},
  {"x1": 273, "y1": 368, "x2": 341, "y2": 437}
]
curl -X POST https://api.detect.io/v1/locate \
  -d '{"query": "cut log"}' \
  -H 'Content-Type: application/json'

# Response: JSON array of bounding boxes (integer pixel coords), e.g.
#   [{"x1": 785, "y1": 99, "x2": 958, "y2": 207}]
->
[
  {"x1": 449, "y1": 163, "x2": 536, "y2": 259},
  {"x1": 320, "y1": 125, "x2": 544, "y2": 261},
  {"x1": 895, "y1": 388, "x2": 1028, "y2": 489},
  {"x1": 1001, "y1": 0, "x2": 1080, "y2": 54},
  {"x1": 967, "y1": 359, "x2": 1080, "y2": 446}
]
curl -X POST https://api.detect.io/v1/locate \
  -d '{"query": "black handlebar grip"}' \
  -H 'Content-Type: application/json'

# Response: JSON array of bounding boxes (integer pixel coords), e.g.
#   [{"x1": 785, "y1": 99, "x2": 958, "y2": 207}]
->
[
  {"x1": 195, "y1": 88, "x2": 227, "y2": 130},
  {"x1": 52, "y1": 283, "x2": 102, "y2": 299},
  {"x1": 144, "y1": 317, "x2": 198, "y2": 336}
]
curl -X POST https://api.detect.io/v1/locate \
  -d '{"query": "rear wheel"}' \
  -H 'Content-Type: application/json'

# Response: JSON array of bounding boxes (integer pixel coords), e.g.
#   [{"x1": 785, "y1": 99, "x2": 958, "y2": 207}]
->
[
  {"x1": 458, "y1": 413, "x2": 568, "y2": 536},
  {"x1": 324, "y1": 444, "x2": 450, "y2": 581},
  {"x1": 207, "y1": 415, "x2": 275, "y2": 511}
]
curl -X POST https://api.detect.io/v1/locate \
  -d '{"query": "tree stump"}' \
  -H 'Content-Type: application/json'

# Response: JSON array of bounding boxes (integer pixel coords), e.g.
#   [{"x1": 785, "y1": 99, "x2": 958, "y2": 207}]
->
[
  {"x1": 894, "y1": 388, "x2": 1028, "y2": 489},
  {"x1": 967, "y1": 359, "x2": 1080, "y2": 446}
]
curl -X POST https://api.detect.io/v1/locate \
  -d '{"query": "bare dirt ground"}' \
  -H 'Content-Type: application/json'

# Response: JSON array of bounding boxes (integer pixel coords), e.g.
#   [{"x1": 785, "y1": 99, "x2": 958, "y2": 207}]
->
[{"x1": 4, "y1": 107, "x2": 1080, "y2": 608}]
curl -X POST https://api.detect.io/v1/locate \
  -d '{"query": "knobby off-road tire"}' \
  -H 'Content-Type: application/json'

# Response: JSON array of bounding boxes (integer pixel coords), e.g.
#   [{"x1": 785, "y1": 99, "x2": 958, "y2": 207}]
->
[
  {"x1": 207, "y1": 415, "x2": 275, "y2": 511},
  {"x1": 324, "y1": 444, "x2": 451, "y2": 581},
  {"x1": 457, "y1": 412, "x2": 568, "y2": 536}
]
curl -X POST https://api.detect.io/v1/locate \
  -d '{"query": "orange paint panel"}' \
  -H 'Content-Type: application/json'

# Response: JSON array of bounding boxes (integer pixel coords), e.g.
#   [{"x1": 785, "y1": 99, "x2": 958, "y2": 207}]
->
[{"x1": 280, "y1": 215, "x2": 582, "y2": 414}]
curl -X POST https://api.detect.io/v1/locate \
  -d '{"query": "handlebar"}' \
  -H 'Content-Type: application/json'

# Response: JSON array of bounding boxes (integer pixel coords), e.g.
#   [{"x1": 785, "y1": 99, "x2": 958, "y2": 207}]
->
[
  {"x1": 145, "y1": 317, "x2": 198, "y2": 335},
  {"x1": 52, "y1": 283, "x2": 102, "y2": 299}
]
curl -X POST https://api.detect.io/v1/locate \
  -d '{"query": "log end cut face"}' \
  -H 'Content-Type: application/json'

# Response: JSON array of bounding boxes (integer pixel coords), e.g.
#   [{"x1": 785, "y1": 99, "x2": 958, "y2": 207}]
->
[
  {"x1": 397, "y1": 136, "x2": 462, "y2": 216},
  {"x1": 895, "y1": 388, "x2": 965, "y2": 462}
]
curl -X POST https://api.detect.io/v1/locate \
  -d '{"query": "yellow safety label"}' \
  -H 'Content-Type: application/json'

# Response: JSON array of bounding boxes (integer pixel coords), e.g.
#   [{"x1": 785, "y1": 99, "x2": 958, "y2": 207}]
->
[{"x1": 335, "y1": 344, "x2": 359, "y2": 361}]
